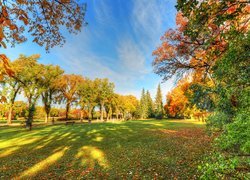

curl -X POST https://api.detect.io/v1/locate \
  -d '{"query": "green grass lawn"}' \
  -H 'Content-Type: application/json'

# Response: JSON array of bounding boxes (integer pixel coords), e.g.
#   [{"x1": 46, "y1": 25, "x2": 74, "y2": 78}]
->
[
  {"x1": 0, "y1": 119, "x2": 211, "y2": 179},
  {"x1": 0, "y1": 119, "x2": 45, "y2": 124}
]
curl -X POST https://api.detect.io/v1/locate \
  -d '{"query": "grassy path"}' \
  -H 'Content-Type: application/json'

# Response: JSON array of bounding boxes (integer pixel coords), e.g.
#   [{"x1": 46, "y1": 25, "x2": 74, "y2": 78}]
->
[{"x1": 0, "y1": 119, "x2": 211, "y2": 179}]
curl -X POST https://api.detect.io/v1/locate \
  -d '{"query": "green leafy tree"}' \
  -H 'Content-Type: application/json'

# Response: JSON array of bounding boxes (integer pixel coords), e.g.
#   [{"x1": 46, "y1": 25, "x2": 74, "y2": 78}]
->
[
  {"x1": 116, "y1": 95, "x2": 139, "y2": 120},
  {"x1": 155, "y1": 84, "x2": 164, "y2": 119},
  {"x1": 123, "y1": 95, "x2": 139, "y2": 120},
  {"x1": 77, "y1": 78, "x2": 98, "y2": 123},
  {"x1": 17, "y1": 55, "x2": 45, "y2": 130},
  {"x1": 110, "y1": 94, "x2": 120, "y2": 120},
  {"x1": 96, "y1": 78, "x2": 115, "y2": 121},
  {"x1": 13, "y1": 101, "x2": 28, "y2": 119},
  {"x1": 138, "y1": 89, "x2": 148, "y2": 119},
  {"x1": 39, "y1": 64, "x2": 64, "y2": 123},
  {"x1": 0, "y1": 1, "x2": 87, "y2": 102},
  {"x1": 104, "y1": 94, "x2": 118, "y2": 121},
  {"x1": 153, "y1": 0, "x2": 249, "y2": 177},
  {"x1": 146, "y1": 90, "x2": 154, "y2": 118},
  {"x1": 211, "y1": 32, "x2": 250, "y2": 148}
]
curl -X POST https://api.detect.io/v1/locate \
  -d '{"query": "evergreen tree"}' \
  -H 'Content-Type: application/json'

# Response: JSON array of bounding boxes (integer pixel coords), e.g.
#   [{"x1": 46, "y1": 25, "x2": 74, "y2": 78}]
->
[
  {"x1": 146, "y1": 90, "x2": 154, "y2": 118},
  {"x1": 155, "y1": 84, "x2": 164, "y2": 119},
  {"x1": 139, "y1": 89, "x2": 148, "y2": 119}
]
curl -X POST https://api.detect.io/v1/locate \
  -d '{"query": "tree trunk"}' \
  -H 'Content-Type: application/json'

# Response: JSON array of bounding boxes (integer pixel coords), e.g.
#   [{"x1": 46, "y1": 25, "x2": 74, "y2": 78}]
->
[
  {"x1": 44, "y1": 105, "x2": 51, "y2": 123},
  {"x1": 116, "y1": 110, "x2": 119, "y2": 120},
  {"x1": 45, "y1": 112, "x2": 50, "y2": 123},
  {"x1": 66, "y1": 102, "x2": 70, "y2": 120},
  {"x1": 7, "y1": 87, "x2": 20, "y2": 125},
  {"x1": 121, "y1": 113, "x2": 124, "y2": 121},
  {"x1": 80, "y1": 109, "x2": 83, "y2": 123},
  {"x1": 26, "y1": 103, "x2": 35, "y2": 131},
  {"x1": 106, "y1": 107, "x2": 110, "y2": 122},
  {"x1": 88, "y1": 107, "x2": 92, "y2": 124},
  {"x1": 52, "y1": 117, "x2": 55, "y2": 125},
  {"x1": 100, "y1": 102, "x2": 104, "y2": 122},
  {"x1": 7, "y1": 106, "x2": 13, "y2": 124}
]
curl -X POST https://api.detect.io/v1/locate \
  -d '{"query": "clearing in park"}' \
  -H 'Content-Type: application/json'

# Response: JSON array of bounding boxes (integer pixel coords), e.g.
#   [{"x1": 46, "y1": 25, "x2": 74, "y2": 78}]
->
[{"x1": 0, "y1": 119, "x2": 211, "y2": 179}]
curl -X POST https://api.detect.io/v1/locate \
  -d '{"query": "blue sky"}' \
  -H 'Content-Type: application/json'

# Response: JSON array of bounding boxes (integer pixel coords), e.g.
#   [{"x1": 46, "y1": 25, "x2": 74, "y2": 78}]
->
[{"x1": 2, "y1": 0, "x2": 177, "y2": 100}]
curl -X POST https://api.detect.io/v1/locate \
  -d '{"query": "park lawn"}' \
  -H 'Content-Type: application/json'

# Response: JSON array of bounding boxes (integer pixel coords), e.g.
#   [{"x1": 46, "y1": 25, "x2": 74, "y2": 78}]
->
[{"x1": 0, "y1": 119, "x2": 211, "y2": 179}]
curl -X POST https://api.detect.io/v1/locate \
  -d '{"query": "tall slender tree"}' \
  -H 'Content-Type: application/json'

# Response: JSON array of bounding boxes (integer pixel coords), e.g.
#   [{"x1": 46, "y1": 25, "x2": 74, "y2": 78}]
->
[
  {"x1": 155, "y1": 84, "x2": 164, "y2": 119},
  {"x1": 139, "y1": 89, "x2": 148, "y2": 119},
  {"x1": 146, "y1": 90, "x2": 154, "y2": 118}
]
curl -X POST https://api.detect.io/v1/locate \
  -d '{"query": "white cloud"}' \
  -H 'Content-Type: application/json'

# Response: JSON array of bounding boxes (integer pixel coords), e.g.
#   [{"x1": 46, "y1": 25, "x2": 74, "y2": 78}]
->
[
  {"x1": 53, "y1": 32, "x2": 145, "y2": 96},
  {"x1": 52, "y1": 0, "x2": 177, "y2": 98},
  {"x1": 117, "y1": 38, "x2": 148, "y2": 74},
  {"x1": 130, "y1": 0, "x2": 176, "y2": 53},
  {"x1": 93, "y1": 0, "x2": 117, "y2": 29}
]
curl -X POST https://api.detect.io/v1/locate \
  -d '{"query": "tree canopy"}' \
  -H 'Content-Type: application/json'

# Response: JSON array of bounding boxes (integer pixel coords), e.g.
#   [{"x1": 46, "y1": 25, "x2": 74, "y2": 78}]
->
[
  {"x1": 0, "y1": 0, "x2": 87, "y2": 50},
  {"x1": 153, "y1": 0, "x2": 250, "y2": 178}
]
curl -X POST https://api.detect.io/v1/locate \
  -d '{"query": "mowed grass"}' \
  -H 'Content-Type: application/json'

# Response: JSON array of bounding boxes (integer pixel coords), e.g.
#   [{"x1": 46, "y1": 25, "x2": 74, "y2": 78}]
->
[{"x1": 0, "y1": 119, "x2": 211, "y2": 179}]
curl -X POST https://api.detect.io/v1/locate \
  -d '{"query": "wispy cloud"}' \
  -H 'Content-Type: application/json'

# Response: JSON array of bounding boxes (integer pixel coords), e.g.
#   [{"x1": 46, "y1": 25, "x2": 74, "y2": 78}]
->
[
  {"x1": 9, "y1": 0, "x2": 175, "y2": 100},
  {"x1": 131, "y1": 1, "x2": 162, "y2": 42},
  {"x1": 93, "y1": 0, "x2": 115, "y2": 27},
  {"x1": 130, "y1": 0, "x2": 176, "y2": 53},
  {"x1": 2, "y1": 0, "x2": 177, "y2": 102},
  {"x1": 52, "y1": 0, "x2": 177, "y2": 97},
  {"x1": 117, "y1": 38, "x2": 148, "y2": 74},
  {"x1": 53, "y1": 31, "x2": 146, "y2": 95}
]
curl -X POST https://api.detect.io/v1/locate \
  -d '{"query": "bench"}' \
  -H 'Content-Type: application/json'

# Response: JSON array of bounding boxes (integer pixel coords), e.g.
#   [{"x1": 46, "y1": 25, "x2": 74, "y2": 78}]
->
[{"x1": 65, "y1": 121, "x2": 75, "y2": 125}]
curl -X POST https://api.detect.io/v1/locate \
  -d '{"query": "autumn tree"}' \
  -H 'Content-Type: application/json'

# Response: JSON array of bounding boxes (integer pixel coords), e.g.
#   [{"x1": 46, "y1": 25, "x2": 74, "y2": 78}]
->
[
  {"x1": 0, "y1": 59, "x2": 24, "y2": 124},
  {"x1": 109, "y1": 94, "x2": 118, "y2": 120},
  {"x1": 104, "y1": 94, "x2": 117, "y2": 121},
  {"x1": 0, "y1": 1, "x2": 87, "y2": 101},
  {"x1": 56, "y1": 74, "x2": 84, "y2": 120},
  {"x1": 115, "y1": 95, "x2": 126, "y2": 120},
  {"x1": 123, "y1": 95, "x2": 139, "y2": 120},
  {"x1": 153, "y1": 1, "x2": 249, "y2": 82},
  {"x1": 39, "y1": 64, "x2": 64, "y2": 123},
  {"x1": 13, "y1": 101, "x2": 28, "y2": 119},
  {"x1": 77, "y1": 78, "x2": 98, "y2": 123},
  {"x1": 155, "y1": 84, "x2": 164, "y2": 119},
  {"x1": 0, "y1": 55, "x2": 15, "y2": 103},
  {"x1": 165, "y1": 78, "x2": 193, "y2": 118},
  {"x1": 16, "y1": 55, "x2": 45, "y2": 130},
  {"x1": 153, "y1": 0, "x2": 250, "y2": 177},
  {"x1": 0, "y1": 0, "x2": 87, "y2": 50},
  {"x1": 96, "y1": 78, "x2": 115, "y2": 121}
]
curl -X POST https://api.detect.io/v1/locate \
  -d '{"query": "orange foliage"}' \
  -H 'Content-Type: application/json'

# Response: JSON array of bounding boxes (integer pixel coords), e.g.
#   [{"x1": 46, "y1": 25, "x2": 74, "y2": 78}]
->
[
  {"x1": 0, "y1": 54, "x2": 15, "y2": 78},
  {"x1": 0, "y1": 0, "x2": 87, "y2": 50},
  {"x1": 153, "y1": 1, "x2": 249, "y2": 81},
  {"x1": 165, "y1": 78, "x2": 191, "y2": 118}
]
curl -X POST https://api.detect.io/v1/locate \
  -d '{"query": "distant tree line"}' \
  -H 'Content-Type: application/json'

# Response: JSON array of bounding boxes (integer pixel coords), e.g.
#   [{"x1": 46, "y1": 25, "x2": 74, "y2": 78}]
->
[{"x1": 0, "y1": 54, "x2": 139, "y2": 129}]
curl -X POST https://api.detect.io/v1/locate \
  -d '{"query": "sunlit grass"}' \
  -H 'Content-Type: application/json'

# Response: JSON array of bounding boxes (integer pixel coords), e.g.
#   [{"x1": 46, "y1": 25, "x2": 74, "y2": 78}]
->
[
  {"x1": 0, "y1": 147, "x2": 19, "y2": 158},
  {"x1": 76, "y1": 146, "x2": 109, "y2": 168},
  {"x1": 0, "y1": 119, "x2": 211, "y2": 179},
  {"x1": 19, "y1": 147, "x2": 69, "y2": 178}
]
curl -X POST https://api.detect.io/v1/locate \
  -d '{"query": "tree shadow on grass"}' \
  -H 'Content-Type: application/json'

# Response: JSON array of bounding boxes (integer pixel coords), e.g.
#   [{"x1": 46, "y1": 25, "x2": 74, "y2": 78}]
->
[{"x1": 0, "y1": 119, "x2": 210, "y2": 179}]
